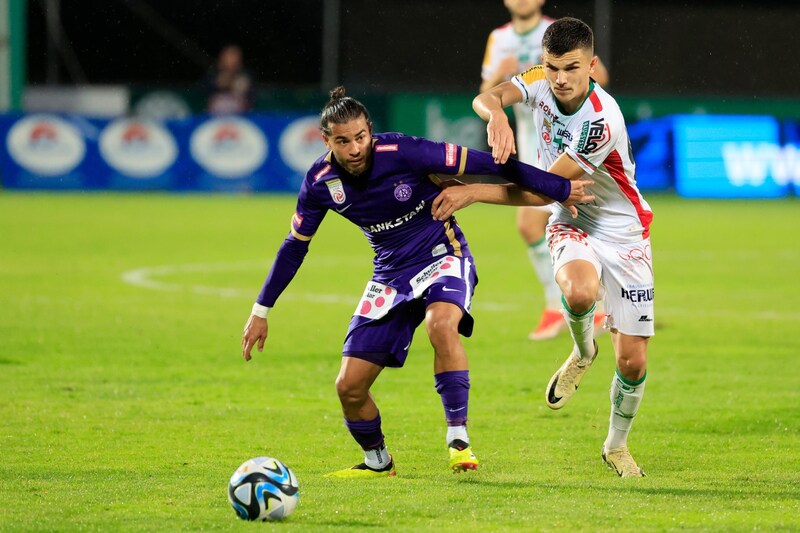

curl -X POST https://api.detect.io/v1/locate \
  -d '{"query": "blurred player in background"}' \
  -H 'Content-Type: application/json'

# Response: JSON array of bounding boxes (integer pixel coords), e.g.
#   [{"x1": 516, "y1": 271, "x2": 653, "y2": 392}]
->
[
  {"x1": 481, "y1": 0, "x2": 609, "y2": 340},
  {"x1": 241, "y1": 87, "x2": 592, "y2": 478},
  {"x1": 439, "y1": 17, "x2": 653, "y2": 477}
]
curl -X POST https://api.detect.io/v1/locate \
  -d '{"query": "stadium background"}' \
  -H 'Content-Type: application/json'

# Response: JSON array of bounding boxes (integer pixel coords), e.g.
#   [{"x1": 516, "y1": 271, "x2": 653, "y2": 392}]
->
[
  {"x1": 3, "y1": 0, "x2": 799, "y2": 197},
  {"x1": 2, "y1": 1, "x2": 799, "y2": 531}
]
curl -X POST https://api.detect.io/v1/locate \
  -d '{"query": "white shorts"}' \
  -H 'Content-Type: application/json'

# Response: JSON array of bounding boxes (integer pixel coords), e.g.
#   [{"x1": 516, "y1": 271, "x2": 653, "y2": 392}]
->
[{"x1": 547, "y1": 223, "x2": 655, "y2": 337}]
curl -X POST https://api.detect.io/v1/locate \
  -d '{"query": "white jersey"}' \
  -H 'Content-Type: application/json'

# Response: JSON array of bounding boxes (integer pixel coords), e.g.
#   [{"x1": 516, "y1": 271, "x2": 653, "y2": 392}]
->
[
  {"x1": 481, "y1": 18, "x2": 554, "y2": 165},
  {"x1": 512, "y1": 66, "x2": 653, "y2": 243}
]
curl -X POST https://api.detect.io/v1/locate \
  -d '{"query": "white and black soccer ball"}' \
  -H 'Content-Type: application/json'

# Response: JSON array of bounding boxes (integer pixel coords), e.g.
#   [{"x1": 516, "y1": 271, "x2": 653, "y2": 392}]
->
[{"x1": 228, "y1": 456, "x2": 299, "y2": 521}]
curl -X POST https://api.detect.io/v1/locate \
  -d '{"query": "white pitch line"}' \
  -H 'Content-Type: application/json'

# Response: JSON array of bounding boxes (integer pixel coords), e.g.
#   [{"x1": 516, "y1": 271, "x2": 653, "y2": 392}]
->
[
  {"x1": 121, "y1": 261, "x2": 799, "y2": 320},
  {"x1": 120, "y1": 261, "x2": 522, "y2": 311}
]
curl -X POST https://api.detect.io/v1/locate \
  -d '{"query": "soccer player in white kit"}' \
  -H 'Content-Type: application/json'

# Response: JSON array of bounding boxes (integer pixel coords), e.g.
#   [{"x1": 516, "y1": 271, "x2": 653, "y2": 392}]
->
[
  {"x1": 481, "y1": 1, "x2": 609, "y2": 341},
  {"x1": 435, "y1": 17, "x2": 652, "y2": 477}
]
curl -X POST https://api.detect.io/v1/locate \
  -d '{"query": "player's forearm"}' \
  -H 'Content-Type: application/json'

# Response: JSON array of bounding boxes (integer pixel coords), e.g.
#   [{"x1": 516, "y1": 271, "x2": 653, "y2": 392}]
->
[
  {"x1": 462, "y1": 149, "x2": 570, "y2": 202},
  {"x1": 466, "y1": 183, "x2": 552, "y2": 207},
  {"x1": 256, "y1": 236, "x2": 310, "y2": 307},
  {"x1": 472, "y1": 91, "x2": 506, "y2": 123}
]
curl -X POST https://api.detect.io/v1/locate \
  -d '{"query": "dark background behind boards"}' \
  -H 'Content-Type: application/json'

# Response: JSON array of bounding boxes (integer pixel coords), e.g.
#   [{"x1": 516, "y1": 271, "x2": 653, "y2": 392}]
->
[{"x1": 26, "y1": 0, "x2": 800, "y2": 98}]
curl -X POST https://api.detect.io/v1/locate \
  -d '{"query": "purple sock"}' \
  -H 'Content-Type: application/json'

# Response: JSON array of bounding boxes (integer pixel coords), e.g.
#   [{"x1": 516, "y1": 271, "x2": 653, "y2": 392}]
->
[
  {"x1": 344, "y1": 414, "x2": 385, "y2": 451},
  {"x1": 434, "y1": 370, "x2": 470, "y2": 427}
]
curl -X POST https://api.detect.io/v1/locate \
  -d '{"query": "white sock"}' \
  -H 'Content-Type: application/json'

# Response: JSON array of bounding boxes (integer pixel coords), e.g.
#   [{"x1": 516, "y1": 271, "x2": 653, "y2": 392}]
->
[
  {"x1": 562, "y1": 296, "x2": 596, "y2": 360},
  {"x1": 604, "y1": 370, "x2": 646, "y2": 450},
  {"x1": 528, "y1": 239, "x2": 561, "y2": 309},
  {"x1": 364, "y1": 445, "x2": 391, "y2": 469},
  {"x1": 446, "y1": 425, "x2": 469, "y2": 446}
]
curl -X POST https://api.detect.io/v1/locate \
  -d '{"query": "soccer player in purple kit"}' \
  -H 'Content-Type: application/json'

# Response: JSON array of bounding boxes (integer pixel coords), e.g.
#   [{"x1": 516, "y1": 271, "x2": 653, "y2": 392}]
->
[{"x1": 241, "y1": 86, "x2": 593, "y2": 477}]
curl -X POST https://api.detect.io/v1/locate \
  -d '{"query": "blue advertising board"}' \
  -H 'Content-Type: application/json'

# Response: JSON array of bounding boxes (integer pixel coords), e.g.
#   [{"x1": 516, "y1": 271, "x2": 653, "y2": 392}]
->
[
  {"x1": 0, "y1": 113, "x2": 328, "y2": 192},
  {"x1": 2, "y1": 111, "x2": 798, "y2": 198},
  {"x1": 672, "y1": 115, "x2": 794, "y2": 198}
]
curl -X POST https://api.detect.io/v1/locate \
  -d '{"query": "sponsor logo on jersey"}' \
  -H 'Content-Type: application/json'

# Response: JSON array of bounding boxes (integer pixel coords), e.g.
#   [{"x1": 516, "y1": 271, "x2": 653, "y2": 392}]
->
[
  {"x1": 542, "y1": 130, "x2": 551, "y2": 144},
  {"x1": 538, "y1": 101, "x2": 560, "y2": 125},
  {"x1": 279, "y1": 116, "x2": 327, "y2": 173},
  {"x1": 394, "y1": 183, "x2": 412, "y2": 201},
  {"x1": 578, "y1": 118, "x2": 611, "y2": 155},
  {"x1": 375, "y1": 144, "x2": 398, "y2": 152},
  {"x1": 621, "y1": 287, "x2": 654, "y2": 303},
  {"x1": 445, "y1": 143, "x2": 457, "y2": 167},
  {"x1": 190, "y1": 117, "x2": 267, "y2": 178},
  {"x1": 361, "y1": 200, "x2": 426, "y2": 233},
  {"x1": 314, "y1": 164, "x2": 331, "y2": 181},
  {"x1": 292, "y1": 212, "x2": 303, "y2": 228},
  {"x1": 326, "y1": 178, "x2": 346, "y2": 204},
  {"x1": 6, "y1": 114, "x2": 86, "y2": 176},
  {"x1": 99, "y1": 118, "x2": 178, "y2": 178}
]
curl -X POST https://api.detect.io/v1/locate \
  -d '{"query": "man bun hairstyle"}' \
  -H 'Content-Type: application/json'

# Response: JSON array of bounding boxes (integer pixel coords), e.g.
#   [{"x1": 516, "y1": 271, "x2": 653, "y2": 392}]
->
[
  {"x1": 542, "y1": 17, "x2": 594, "y2": 56},
  {"x1": 320, "y1": 86, "x2": 371, "y2": 136}
]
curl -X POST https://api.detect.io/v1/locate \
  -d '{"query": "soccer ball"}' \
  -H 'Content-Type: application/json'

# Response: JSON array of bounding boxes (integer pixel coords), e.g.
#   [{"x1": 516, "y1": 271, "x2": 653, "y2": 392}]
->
[{"x1": 227, "y1": 456, "x2": 299, "y2": 521}]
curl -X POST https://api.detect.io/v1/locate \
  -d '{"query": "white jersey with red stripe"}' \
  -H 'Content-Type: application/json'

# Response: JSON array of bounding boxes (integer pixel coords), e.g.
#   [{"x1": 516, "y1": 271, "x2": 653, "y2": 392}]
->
[
  {"x1": 481, "y1": 18, "x2": 554, "y2": 165},
  {"x1": 511, "y1": 66, "x2": 653, "y2": 243}
]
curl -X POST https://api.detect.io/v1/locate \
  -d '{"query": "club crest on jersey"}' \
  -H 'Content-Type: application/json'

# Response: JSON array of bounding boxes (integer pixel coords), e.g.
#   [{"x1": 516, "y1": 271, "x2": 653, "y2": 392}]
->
[
  {"x1": 394, "y1": 183, "x2": 412, "y2": 201},
  {"x1": 326, "y1": 178, "x2": 346, "y2": 204}
]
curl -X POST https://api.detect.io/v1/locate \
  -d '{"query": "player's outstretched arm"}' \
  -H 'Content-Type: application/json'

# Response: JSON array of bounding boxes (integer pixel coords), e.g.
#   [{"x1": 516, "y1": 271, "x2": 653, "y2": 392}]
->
[
  {"x1": 472, "y1": 81, "x2": 523, "y2": 164},
  {"x1": 242, "y1": 314, "x2": 268, "y2": 361},
  {"x1": 432, "y1": 179, "x2": 594, "y2": 221}
]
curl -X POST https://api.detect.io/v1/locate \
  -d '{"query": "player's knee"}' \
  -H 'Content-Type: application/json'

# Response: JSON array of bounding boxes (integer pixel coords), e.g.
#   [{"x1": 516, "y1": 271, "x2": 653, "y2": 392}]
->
[
  {"x1": 426, "y1": 314, "x2": 459, "y2": 346},
  {"x1": 335, "y1": 376, "x2": 367, "y2": 407},
  {"x1": 561, "y1": 288, "x2": 596, "y2": 314},
  {"x1": 616, "y1": 351, "x2": 647, "y2": 381}
]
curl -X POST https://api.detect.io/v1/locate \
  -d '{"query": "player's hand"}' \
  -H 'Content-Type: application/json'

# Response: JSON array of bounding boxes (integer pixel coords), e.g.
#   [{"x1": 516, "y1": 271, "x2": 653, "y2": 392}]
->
[
  {"x1": 241, "y1": 314, "x2": 268, "y2": 361},
  {"x1": 486, "y1": 111, "x2": 516, "y2": 164},
  {"x1": 431, "y1": 182, "x2": 475, "y2": 221},
  {"x1": 561, "y1": 178, "x2": 595, "y2": 218}
]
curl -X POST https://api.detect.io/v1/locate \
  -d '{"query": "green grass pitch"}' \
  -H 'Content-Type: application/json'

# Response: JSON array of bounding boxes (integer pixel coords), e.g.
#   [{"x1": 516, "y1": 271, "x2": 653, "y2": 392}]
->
[{"x1": 1, "y1": 192, "x2": 798, "y2": 531}]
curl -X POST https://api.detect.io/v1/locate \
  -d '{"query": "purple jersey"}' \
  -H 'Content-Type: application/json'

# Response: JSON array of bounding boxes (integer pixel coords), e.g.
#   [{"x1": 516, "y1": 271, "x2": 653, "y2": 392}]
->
[{"x1": 257, "y1": 132, "x2": 569, "y2": 307}]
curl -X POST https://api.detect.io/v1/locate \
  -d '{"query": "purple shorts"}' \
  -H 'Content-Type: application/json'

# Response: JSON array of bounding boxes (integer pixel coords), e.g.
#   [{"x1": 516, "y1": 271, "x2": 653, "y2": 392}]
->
[{"x1": 342, "y1": 255, "x2": 478, "y2": 368}]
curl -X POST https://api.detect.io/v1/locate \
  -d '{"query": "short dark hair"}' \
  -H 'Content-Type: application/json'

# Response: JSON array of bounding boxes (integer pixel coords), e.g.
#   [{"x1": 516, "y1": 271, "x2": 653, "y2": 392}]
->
[
  {"x1": 320, "y1": 86, "x2": 371, "y2": 136},
  {"x1": 542, "y1": 17, "x2": 594, "y2": 56}
]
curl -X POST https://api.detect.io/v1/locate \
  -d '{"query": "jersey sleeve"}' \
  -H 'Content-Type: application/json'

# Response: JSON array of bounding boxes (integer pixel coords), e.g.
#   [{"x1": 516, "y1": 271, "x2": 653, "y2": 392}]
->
[
  {"x1": 255, "y1": 174, "x2": 328, "y2": 308},
  {"x1": 289, "y1": 171, "x2": 328, "y2": 241},
  {"x1": 565, "y1": 95, "x2": 621, "y2": 175},
  {"x1": 398, "y1": 135, "x2": 570, "y2": 202},
  {"x1": 511, "y1": 65, "x2": 547, "y2": 107}
]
